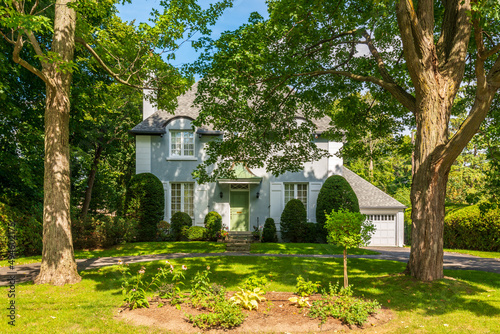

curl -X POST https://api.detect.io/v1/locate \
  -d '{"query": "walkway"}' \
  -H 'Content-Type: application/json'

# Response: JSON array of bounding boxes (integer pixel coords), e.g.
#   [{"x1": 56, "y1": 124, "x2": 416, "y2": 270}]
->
[{"x1": 1, "y1": 247, "x2": 498, "y2": 286}]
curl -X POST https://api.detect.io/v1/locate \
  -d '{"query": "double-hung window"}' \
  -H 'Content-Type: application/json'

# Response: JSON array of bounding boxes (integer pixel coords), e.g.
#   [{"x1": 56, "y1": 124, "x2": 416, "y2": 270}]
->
[
  {"x1": 171, "y1": 183, "x2": 194, "y2": 218},
  {"x1": 284, "y1": 183, "x2": 308, "y2": 210},
  {"x1": 170, "y1": 131, "x2": 194, "y2": 157}
]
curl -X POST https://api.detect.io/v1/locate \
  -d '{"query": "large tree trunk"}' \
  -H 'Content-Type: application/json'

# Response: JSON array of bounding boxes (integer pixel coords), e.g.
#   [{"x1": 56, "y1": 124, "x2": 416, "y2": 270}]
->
[
  {"x1": 407, "y1": 91, "x2": 451, "y2": 281},
  {"x1": 80, "y1": 144, "x2": 104, "y2": 221},
  {"x1": 34, "y1": 0, "x2": 81, "y2": 285}
]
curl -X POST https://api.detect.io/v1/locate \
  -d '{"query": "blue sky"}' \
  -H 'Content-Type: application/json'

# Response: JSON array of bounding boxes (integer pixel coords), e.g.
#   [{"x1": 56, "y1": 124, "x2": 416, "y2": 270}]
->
[{"x1": 116, "y1": 0, "x2": 269, "y2": 69}]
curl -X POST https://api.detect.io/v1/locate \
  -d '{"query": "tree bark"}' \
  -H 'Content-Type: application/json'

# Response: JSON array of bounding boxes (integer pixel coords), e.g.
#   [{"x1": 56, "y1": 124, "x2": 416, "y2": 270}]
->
[
  {"x1": 343, "y1": 247, "x2": 348, "y2": 288},
  {"x1": 80, "y1": 144, "x2": 104, "y2": 221},
  {"x1": 34, "y1": 0, "x2": 81, "y2": 285}
]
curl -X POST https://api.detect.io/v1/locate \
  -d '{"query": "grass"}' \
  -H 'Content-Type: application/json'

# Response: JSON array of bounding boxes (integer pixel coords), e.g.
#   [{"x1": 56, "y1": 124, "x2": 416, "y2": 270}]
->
[
  {"x1": 2, "y1": 256, "x2": 499, "y2": 333},
  {"x1": 0, "y1": 241, "x2": 226, "y2": 267},
  {"x1": 443, "y1": 248, "x2": 500, "y2": 259},
  {"x1": 251, "y1": 242, "x2": 379, "y2": 255}
]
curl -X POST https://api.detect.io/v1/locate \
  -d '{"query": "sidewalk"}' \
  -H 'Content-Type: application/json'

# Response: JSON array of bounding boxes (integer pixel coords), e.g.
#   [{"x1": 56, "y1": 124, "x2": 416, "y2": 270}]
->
[{"x1": 1, "y1": 247, "x2": 498, "y2": 286}]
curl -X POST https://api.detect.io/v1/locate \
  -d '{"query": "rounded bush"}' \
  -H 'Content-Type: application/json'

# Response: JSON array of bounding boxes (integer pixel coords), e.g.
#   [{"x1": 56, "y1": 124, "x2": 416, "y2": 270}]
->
[
  {"x1": 204, "y1": 211, "x2": 222, "y2": 241},
  {"x1": 280, "y1": 199, "x2": 307, "y2": 242},
  {"x1": 171, "y1": 211, "x2": 192, "y2": 241},
  {"x1": 157, "y1": 220, "x2": 171, "y2": 241},
  {"x1": 124, "y1": 173, "x2": 164, "y2": 242},
  {"x1": 316, "y1": 175, "x2": 359, "y2": 242},
  {"x1": 262, "y1": 218, "x2": 277, "y2": 243},
  {"x1": 187, "y1": 226, "x2": 207, "y2": 241},
  {"x1": 444, "y1": 205, "x2": 500, "y2": 251}
]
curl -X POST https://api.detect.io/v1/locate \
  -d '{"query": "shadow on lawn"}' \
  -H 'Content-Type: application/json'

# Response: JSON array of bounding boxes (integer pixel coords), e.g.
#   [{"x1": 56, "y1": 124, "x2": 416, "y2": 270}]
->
[{"x1": 83, "y1": 256, "x2": 500, "y2": 318}]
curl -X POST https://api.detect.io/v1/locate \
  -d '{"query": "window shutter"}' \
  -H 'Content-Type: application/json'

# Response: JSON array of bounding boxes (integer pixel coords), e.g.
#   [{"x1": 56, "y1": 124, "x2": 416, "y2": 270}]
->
[
  {"x1": 269, "y1": 182, "x2": 283, "y2": 231},
  {"x1": 194, "y1": 184, "x2": 208, "y2": 226},
  {"x1": 309, "y1": 182, "x2": 322, "y2": 223}
]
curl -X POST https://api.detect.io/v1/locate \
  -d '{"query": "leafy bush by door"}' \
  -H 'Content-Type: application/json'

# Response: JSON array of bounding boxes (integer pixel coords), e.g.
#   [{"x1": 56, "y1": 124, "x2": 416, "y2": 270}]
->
[
  {"x1": 204, "y1": 211, "x2": 222, "y2": 241},
  {"x1": 124, "y1": 173, "x2": 164, "y2": 242}
]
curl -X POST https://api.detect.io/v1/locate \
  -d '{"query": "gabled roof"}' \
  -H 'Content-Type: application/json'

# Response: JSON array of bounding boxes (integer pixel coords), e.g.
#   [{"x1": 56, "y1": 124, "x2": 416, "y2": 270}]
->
[
  {"x1": 343, "y1": 167, "x2": 407, "y2": 210},
  {"x1": 130, "y1": 82, "x2": 332, "y2": 135}
]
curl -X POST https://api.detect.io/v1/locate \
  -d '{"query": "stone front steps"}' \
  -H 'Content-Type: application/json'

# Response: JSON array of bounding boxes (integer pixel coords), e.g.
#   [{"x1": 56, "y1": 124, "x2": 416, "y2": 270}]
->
[{"x1": 225, "y1": 231, "x2": 253, "y2": 252}]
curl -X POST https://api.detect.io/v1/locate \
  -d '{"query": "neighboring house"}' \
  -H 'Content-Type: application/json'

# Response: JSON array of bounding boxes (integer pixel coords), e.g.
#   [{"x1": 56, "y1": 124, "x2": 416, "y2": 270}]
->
[{"x1": 130, "y1": 83, "x2": 406, "y2": 246}]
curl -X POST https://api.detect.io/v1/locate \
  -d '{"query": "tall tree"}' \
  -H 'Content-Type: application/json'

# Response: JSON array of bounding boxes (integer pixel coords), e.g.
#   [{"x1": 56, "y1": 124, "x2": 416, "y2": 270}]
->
[
  {"x1": 0, "y1": 0, "x2": 231, "y2": 285},
  {"x1": 193, "y1": 0, "x2": 500, "y2": 281}
]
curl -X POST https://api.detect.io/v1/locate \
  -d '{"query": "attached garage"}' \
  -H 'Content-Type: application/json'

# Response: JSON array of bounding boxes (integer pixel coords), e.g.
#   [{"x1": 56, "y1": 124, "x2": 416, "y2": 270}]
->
[{"x1": 343, "y1": 167, "x2": 406, "y2": 247}]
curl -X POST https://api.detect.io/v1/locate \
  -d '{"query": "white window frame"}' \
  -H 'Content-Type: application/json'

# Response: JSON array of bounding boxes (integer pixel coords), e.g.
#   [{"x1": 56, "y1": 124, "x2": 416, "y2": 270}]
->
[
  {"x1": 284, "y1": 183, "x2": 308, "y2": 214},
  {"x1": 170, "y1": 183, "x2": 194, "y2": 218},
  {"x1": 169, "y1": 130, "x2": 195, "y2": 158}
]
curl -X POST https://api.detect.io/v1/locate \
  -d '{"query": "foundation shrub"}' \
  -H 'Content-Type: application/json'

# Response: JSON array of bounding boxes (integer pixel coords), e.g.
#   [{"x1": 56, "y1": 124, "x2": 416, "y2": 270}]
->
[
  {"x1": 280, "y1": 199, "x2": 307, "y2": 242},
  {"x1": 262, "y1": 218, "x2": 277, "y2": 242},
  {"x1": 204, "y1": 211, "x2": 222, "y2": 241},
  {"x1": 187, "y1": 226, "x2": 207, "y2": 241},
  {"x1": 171, "y1": 211, "x2": 192, "y2": 241}
]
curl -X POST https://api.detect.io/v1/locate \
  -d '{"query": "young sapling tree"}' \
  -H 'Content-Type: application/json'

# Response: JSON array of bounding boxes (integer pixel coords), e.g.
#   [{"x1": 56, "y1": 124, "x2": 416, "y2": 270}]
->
[{"x1": 325, "y1": 209, "x2": 375, "y2": 288}]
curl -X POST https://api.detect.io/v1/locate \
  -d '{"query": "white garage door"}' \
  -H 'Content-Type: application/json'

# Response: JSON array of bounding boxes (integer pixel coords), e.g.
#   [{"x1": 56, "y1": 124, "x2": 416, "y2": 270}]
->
[{"x1": 367, "y1": 214, "x2": 396, "y2": 246}]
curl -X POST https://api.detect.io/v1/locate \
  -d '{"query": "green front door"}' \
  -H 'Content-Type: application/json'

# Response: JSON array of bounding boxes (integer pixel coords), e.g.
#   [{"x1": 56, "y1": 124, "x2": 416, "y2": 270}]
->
[{"x1": 230, "y1": 191, "x2": 249, "y2": 231}]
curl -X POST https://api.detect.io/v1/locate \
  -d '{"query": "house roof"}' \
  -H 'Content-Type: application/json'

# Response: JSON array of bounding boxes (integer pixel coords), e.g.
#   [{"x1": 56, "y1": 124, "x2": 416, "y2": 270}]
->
[
  {"x1": 217, "y1": 163, "x2": 262, "y2": 185},
  {"x1": 130, "y1": 82, "x2": 332, "y2": 135},
  {"x1": 343, "y1": 167, "x2": 407, "y2": 210}
]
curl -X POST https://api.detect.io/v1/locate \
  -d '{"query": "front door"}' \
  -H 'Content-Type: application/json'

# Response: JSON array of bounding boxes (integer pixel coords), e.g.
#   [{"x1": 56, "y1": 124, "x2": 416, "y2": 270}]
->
[{"x1": 230, "y1": 191, "x2": 249, "y2": 231}]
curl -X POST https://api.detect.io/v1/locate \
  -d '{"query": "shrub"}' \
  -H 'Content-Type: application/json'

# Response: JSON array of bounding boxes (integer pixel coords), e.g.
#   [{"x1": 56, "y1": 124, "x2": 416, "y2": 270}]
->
[
  {"x1": 124, "y1": 173, "x2": 164, "y2": 242},
  {"x1": 187, "y1": 226, "x2": 207, "y2": 241},
  {"x1": 0, "y1": 202, "x2": 43, "y2": 259},
  {"x1": 157, "y1": 220, "x2": 171, "y2": 241},
  {"x1": 444, "y1": 205, "x2": 500, "y2": 251},
  {"x1": 204, "y1": 211, "x2": 222, "y2": 241},
  {"x1": 295, "y1": 275, "x2": 321, "y2": 297},
  {"x1": 262, "y1": 218, "x2": 277, "y2": 243},
  {"x1": 280, "y1": 199, "x2": 307, "y2": 243},
  {"x1": 171, "y1": 211, "x2": 192, "y2": 241},
  {"x1": 72, "y1": 215, "x2": 138, "y2": 250},
  {"x1": 316, "y1": 175, "x2": 359, "y2": 242}
]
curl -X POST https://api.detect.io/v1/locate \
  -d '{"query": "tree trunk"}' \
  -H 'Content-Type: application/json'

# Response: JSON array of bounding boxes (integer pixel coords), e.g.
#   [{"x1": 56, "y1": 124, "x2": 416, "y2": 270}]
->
[
  {"x1": 80, "y1": 144, "x2": 104, "y2": 221},
  {"x1": 343, "y1": 247, "x2": 348, "y2": 288},
  {"x1": 34, "y1": 0, "x2": 81, "y2": 285},
  {"x1": 406, "y1": 90, "x2": 450, "y2": 281}
]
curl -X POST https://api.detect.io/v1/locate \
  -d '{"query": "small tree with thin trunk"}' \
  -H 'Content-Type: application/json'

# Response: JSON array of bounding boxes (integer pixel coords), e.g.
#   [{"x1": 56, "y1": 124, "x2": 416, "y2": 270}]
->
[{"x1": 325, "y1": 209, "x2": 375, "y2": 288}]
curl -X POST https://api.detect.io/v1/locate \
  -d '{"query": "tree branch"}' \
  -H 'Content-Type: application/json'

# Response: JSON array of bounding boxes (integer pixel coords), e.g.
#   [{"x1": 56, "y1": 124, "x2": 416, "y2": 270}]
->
[
  {"x1": 363, "y1": 31, "x2": 399, "y2": 85},
  {"x1": 75, "y1": 36, "x2": 153, "y2": 90},
  {"x1": 12, "y1": 35, "x2": 50, "y2": 85},
  {"x1": 292, "y1": 69, "x2": 417, "y2": 112}
]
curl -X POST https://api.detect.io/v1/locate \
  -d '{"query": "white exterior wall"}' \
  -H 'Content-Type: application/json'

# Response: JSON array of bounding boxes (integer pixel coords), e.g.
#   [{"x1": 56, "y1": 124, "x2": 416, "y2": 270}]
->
[
  {"x1": 136, "y1": 136, "x2": 151, "y2": 174},
  {"x1": 143, "y1": 89, "x2": 156, "y2": 120},
  {"x1": 361, "y1": 208, "x2": 405, "y2": 247},
  {"x1": 328, "y1": 141, "x2": 343, "y2": 176}
]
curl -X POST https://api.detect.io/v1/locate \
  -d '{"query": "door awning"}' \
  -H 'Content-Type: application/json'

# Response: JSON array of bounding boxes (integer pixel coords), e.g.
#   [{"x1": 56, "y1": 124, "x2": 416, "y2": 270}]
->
[{"x1": 217, "y1": 163, "x2": 262, "y2": 185}]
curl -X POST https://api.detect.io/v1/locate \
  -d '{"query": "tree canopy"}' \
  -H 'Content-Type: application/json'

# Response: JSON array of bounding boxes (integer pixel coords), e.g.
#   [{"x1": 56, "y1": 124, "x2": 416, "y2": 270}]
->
[{"x1": 192, "y1": 0, "x2": 500, "y2": 281}]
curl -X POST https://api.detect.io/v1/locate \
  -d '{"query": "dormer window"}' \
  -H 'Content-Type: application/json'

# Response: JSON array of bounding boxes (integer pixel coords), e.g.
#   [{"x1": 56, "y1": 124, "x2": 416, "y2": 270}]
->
[{"x1": 170, "y1": 131, "x2": 194, "y2": 157}]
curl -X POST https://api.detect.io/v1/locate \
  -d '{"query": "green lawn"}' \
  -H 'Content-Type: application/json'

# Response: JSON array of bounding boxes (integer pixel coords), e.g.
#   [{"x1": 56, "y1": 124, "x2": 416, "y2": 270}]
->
[
  {"x1": 2, "y1": 256, "x2": 499, "y2": 333},
  {"x1": 444, "y1": 248, "x2": 500, "y2": 259},
  {"x1": 251, "y1": 242, "x2": 379, "y2": 255},
  {"x1": 0, "y1": 241, "x2": 226, "y2": 267}
]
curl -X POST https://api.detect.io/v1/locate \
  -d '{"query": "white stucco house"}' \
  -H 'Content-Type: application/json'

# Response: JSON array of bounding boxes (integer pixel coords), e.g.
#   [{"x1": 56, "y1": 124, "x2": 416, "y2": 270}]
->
[{"x1": 130, "y1": 83, "x2": 406, "y2": 246}]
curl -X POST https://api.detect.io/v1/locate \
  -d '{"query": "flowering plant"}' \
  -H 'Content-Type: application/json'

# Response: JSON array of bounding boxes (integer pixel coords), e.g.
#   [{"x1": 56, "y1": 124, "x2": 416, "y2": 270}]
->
[{"x1": 218, "y1": 224, "x2": 229, "y2": 239}]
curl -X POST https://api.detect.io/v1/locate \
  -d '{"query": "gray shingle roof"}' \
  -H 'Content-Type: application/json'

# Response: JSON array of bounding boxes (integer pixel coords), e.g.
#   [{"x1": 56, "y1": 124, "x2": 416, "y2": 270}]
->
[
  {"x1": 343, "y1": 167, "x2": 407, "y2": 209},
  {"x1": 130, "y1": 82, "x2": 331, "y2": 134}
]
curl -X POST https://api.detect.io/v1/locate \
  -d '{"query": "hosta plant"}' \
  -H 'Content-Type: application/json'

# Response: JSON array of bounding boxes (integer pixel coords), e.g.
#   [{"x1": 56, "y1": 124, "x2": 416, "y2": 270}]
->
[{"x1": 230, "y1": 288, "x2": 266, "y2": 310}]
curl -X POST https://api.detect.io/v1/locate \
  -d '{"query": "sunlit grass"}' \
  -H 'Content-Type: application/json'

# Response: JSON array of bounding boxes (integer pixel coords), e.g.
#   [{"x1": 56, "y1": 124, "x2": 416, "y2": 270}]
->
[
  {"x1": 0, "y1": 241, "x2": 225, "y2": 267},
  {"x1": 1, "y1": 256, "x2": 499, "y2": 333},
  {"x1": 251, "y1": 242, "x2": 379, "y2": 255}
]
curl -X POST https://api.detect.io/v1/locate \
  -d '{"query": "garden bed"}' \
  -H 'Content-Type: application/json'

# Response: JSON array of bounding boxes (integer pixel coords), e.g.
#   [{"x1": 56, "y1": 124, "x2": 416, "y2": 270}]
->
[{"x1": 117, "y1": 291, "x2": 393, "y2": 333}]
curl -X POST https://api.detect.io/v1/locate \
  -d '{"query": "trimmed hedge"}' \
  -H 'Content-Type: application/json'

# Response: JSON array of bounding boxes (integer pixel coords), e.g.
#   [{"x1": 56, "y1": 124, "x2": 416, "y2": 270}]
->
[
  {"x1": 316, "y1": 175, "x2": 359, "y2": 243},
  {"x1": 262, "y1": 218, "x2": 277, "y2": 243},
  {"x1": 171, "y1": 211, "x2": 192, "y2": 241},
  {"x1": 280, "y1": 199, "x2": 307, "y2": 242},
  {"x1": 72, "y1": 215, "x2": 138, "y2": 249},
  {"x1": 204, "y1": 211, "x2": 222, "y2": 241},
  {"x1": 187, "y1": 226, "x2": 207, "y2": 241},
  {"x1": 125, "y1": 173, "x2": 164, "y2": 242},
  {"x1": 444, "y1": 205, "x2": 500, "y2": 251}
]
